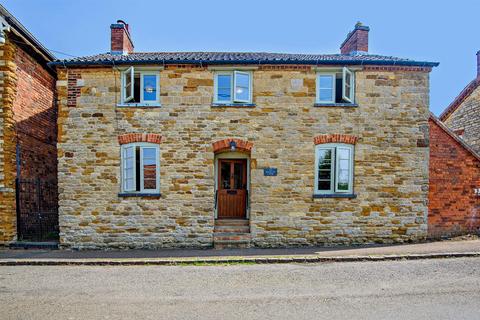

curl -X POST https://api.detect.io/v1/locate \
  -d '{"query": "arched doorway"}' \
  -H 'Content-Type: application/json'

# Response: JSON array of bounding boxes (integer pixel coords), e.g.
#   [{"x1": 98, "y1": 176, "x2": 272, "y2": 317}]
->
[{"x1": 212, "y1": 139, "x2": 252, "y2": 220}]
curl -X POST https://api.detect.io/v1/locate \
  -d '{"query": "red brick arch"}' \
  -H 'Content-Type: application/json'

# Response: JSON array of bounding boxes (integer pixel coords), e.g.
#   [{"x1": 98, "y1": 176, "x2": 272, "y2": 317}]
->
[
  {"x1": 313, "y1": 134, "x2": 358, "y2": 145},
  {"x1": 118, "y1": 133, "x2": 163, "y2": 145},
  {"x1": 212, "y1": 138, "x2": 253, "y2": 154}
]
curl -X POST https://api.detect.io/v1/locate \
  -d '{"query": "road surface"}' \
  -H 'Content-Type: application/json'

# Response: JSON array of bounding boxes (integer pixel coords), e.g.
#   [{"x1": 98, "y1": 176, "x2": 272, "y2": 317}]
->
[{"x1": 1, "y1": 257, "x2": 479, "y2": 319}]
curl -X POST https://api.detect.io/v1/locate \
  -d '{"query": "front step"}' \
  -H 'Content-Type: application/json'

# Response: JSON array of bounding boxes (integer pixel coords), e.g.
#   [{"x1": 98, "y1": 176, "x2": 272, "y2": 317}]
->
[
  {"x1": 214, "y1": 219, "x2": 249, "y2": 226},
  {"x1": 214, "y1": 219, "x2": 251, "y2": 249},
  {"x1": 214, "y1": 225, "x2": 250, "y2": 233}
]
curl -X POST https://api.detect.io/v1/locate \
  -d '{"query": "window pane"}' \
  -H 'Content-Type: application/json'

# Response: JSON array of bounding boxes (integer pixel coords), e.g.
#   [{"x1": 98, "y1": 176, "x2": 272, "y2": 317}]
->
[
  {"x1": 336, "y1": 148, "x2": 351, "y2": 192},
  {"x1": 318, "y1": 180, "x2": 331, "y2": 191},
  {"x1": 217, "y1": 75, "x2": 231, "y2": 101},
  {"x1": 319, "y1": 88, "x2": 333, "y2": 102},
  {"x1": 125, "y1": 178, "x2": 134, "y2": 191},
  {"x1": 142, "y1": 148, "x2": 157, "y2": 190},
  {"x1": 318, "y1": 75, "x2": 334, "y2": 102},
  {"x1": 235, "y1": 73, "x2": 250, "y2": 101},
  {"x1": 143, "y1": 148, "x2": 156, "y2": 160},
  {"x1": 337, "y1": 148, "x2": 349, "y2": 160},
  {"x1": 233, "y1": 162, "x2": 244, "y2": 189},
  {"x1": 143, "y1": 75, "x2": 157, "y2": 101},
  {"x1": 221, "y1": 162, "x2": 231, "y2": 189},
  {"x1": 319, "y1": 75, "x2": 333, "y2": 89},
  {"x1": 318, "y1": 170, "x2": 331, "y2": 180},
  {"x1": 317, "y1": 149, "x2": 332, "y2": 191}
]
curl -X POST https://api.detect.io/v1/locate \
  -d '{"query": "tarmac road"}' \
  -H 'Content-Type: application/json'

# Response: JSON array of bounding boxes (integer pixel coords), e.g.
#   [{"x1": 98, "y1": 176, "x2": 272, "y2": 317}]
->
[{"x1": 1, "y1": 257, "x2": 479, "y2": 319}]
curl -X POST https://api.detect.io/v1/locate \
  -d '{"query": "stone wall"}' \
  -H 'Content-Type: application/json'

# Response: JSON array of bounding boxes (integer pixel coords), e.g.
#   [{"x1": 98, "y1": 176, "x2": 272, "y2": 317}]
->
[
  {"x1": 428, "y1": 116, "x2": 480, "y2": 238},
  {"x1": 0, "y1": 36, "x2": 57, "y2": 244},
  {"x1": 56, "y1": 64, "x2": 430, "y2": 249},
  {"x1": 443, "y1": 84, "x2": 480, "y2": 153}
]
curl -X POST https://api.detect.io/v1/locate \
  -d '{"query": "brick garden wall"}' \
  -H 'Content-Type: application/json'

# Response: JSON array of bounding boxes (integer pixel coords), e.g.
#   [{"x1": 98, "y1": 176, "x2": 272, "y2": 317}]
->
[
  {"x1": 428, "y1": 117, "x2": 480, "y2": 238},
  {"x1": 13, "y1": 43, "x2": 57, "y2": 181},
  {"x1": 0, "y1": 37, "x2": 56, "y2": 244},
  {"x1": 56, "y1": 64, "x2": 431, "y2": 249}
]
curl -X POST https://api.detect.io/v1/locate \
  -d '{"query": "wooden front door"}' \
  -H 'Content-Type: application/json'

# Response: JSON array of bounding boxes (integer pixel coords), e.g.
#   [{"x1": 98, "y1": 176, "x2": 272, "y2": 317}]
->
[{"x1": 217, "y1": 159, "x2": 247, "y2": 219}]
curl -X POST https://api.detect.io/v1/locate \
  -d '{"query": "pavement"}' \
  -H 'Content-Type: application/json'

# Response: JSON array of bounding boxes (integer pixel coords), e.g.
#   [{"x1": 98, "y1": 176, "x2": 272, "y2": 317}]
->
[
  {"x1": 1, "y1": 257, "x2": 480, "y2": 319},
  {"x1": 1, "y1": 239, "x2": 479, "y2": 265}
]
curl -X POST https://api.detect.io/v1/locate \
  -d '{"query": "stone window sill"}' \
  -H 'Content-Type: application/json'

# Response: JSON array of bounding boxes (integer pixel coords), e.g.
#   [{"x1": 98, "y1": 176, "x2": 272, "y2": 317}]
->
[
  {"x1": 118, "y1": 193, "x2": 161, "y2": 198},
  {"x1": 312, "y1": 193, "x2": 357, "y2": 199},
  {"x1": 211, "y1": 103, "x2": 256, "y2": 108},
  {"x1": 116, "y1": 104, "x2": 162, "y2": 108},
  {"x1": 314, "y1": 103, "x2": 358, "y2": 108}
]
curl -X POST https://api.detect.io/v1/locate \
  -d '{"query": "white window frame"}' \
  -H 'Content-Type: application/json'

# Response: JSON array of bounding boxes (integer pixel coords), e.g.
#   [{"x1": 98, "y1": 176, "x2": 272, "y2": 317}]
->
[
  {"x1": 213, "y1": 71, "x2": 234, "y2": 103},
  {"x1": 342, "y1": 67, "x2": 354, "y2": 103},
  {"x1": 122, "y1": 67, "x2": 134, "y2": 103},
  {"x1": 316, "y1": 72, "x2": 336, "y2": 104},
  {"x1": 120, "y1": 67, "x2": 161, "y2": 106},
  {"x1": 120, "y1": 142, "x2": 160, "y2": 194},
  {"x1": 213, "y1": 71, "x2": 252, "y2": 104},
  {"x1": 314, "y1": 143, "x2": 354, "y2": 195},
  {"x1": 315, "y1": 68, "x2": 356, "y2": 104}
]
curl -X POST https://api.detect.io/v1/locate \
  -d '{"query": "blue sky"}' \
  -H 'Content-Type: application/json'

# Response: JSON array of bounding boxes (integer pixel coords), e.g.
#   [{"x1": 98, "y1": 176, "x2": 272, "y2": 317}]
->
[{"x1": 3, "y1": 0, "x2": 479, "y2": 115}]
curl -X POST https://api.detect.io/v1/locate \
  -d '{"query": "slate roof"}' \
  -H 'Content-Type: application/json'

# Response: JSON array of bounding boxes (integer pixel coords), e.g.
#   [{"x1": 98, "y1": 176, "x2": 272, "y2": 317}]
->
[{"x1": 49, "y1": 51, "x2": 439, "y2": 67}]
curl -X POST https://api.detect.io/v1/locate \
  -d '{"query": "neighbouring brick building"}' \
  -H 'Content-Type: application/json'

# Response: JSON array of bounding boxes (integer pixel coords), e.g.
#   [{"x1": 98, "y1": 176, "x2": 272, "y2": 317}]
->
[
  {"x1": 428, "y1": 114, "x2": 480, "y2": 238},
  {"x1": 50, "y1": 21, "x2": 438, "y2": 249},
  {"x1": 0, "y1": 5, "x2": 57, "y2": 245},
  {"x1": 440, "y1": 52, "x2": 480, "y2": 153}
]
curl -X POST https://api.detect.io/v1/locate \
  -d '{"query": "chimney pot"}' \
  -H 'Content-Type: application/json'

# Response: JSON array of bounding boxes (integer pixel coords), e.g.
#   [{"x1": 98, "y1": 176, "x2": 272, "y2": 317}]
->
[
  {"x1": 110, "y1": 20, "x2": 134, "y2": 55},
  {"x1": 340, "y1": 22, "x2": 370, "y2": 55}
]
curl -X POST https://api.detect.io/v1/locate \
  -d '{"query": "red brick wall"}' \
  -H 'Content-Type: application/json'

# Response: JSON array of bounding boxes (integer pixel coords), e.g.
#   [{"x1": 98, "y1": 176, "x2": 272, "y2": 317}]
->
[
  {"x1": 13, "y1": 44, "x2": 57, "y2": 182},
  {"x1": 428, "y1": 117, "x2": 480, "y2": 238},
  {"x1": 111, "y1": 26, "x2": 133, "y2": 54},
  {"x1": 340, "y1": 27, "x2": 369, "y2": 54}
]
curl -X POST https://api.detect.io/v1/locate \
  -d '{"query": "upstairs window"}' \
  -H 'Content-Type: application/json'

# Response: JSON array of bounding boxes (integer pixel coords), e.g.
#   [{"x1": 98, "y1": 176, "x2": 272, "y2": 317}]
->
[
  {"x1": 314, "y1": 143, "x2": 354, "y2": 194},
  {"x1": 121, "y1": 143, "x2": 160, "y2": 194},
  {"x1": 121, "y1": 67, "x2": 160, "y2": 106},
  {"x1": 214, "y1": 71, "x2": 252, "y2": 104},
  {"x1": 316, "y1": 67, "x2": 355, "y2": 104}
]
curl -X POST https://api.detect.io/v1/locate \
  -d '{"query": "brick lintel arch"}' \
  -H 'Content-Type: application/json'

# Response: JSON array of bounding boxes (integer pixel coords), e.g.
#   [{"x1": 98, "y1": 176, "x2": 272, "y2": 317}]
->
[
  {"x1": 313, "y1": 134, "x2": 358, "y2": 145},
  {"x1": 118, "y1": 133, "x2": 163, "y2": 145},
  {"x1": 212, "y1": 138, "x2": 253, "y2": 154}
]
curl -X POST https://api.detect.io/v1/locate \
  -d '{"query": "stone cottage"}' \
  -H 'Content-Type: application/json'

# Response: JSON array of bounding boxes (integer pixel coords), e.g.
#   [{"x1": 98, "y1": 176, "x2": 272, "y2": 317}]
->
[
  {"x1": 50, "y1": 21, "x2": 438, "y2": 249},
  {"x1": 440, "y1": 52, "x2": 480, "y2": 153},
  {"x1": 0, "y1": 5, "x2": 57, "y2": 245}
]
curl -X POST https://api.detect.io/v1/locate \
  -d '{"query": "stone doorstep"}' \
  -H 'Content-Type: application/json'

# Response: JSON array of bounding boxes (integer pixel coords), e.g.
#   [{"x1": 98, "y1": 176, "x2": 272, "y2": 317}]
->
[
  {"x1": 1, "y1": 252, "x2": 480, "y2": 266},
  {"x1": 214, "y1": 225, "x2": 250, "y2": 233},
  {"x1": 214, "y1": 219, "x2": 249, "y2": 226},
  {"x1": 214, "y1": 219, "x2": 252, "y2": 249}
]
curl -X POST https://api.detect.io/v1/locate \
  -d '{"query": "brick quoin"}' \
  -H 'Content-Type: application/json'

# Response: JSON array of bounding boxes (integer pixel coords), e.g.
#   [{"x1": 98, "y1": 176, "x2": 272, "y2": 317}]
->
[
  {"x1": 212, "y1": 138, "x2": 253, "y2": 153},
  {"x1": 67, "y1": 70, "x2": 81, "y2": 107},
  {"x1": 428, "y1": 116, "x2": 480, "y2": 238},
  {"x1": 118, "y1": 133, "x2": 163, "y2": 145},
  {"x1": 313, "y1": 134, "x2": 358, "y2": 145}
]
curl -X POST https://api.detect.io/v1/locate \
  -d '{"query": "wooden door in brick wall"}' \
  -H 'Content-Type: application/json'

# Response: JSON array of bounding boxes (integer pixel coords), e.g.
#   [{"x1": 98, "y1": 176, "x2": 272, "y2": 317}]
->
[{"x1": 217, "y1": 159, "x2": 247, "y2": 219}]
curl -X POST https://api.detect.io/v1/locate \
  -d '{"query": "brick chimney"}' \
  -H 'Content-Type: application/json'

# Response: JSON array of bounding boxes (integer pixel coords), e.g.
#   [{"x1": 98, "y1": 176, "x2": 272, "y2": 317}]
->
[
  {"x1": 477, "y1": 51, "x2": 480, "y2": 78},
  {"x1": 110, "y1": 20, "x2": 134, "y2": 55},
  {"x1": 340, "y1": 22, "x2": 369, "y2": 55}
]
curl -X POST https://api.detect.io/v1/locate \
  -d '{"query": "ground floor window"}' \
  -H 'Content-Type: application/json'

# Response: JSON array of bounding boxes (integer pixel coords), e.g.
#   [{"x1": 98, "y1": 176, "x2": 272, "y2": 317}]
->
[
  {"x1": 121, "y1": 143, "x2": 160, "y2": 193},
  {"x1": 314, "y1": 143, "x2": 354, "y2": 194}
]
